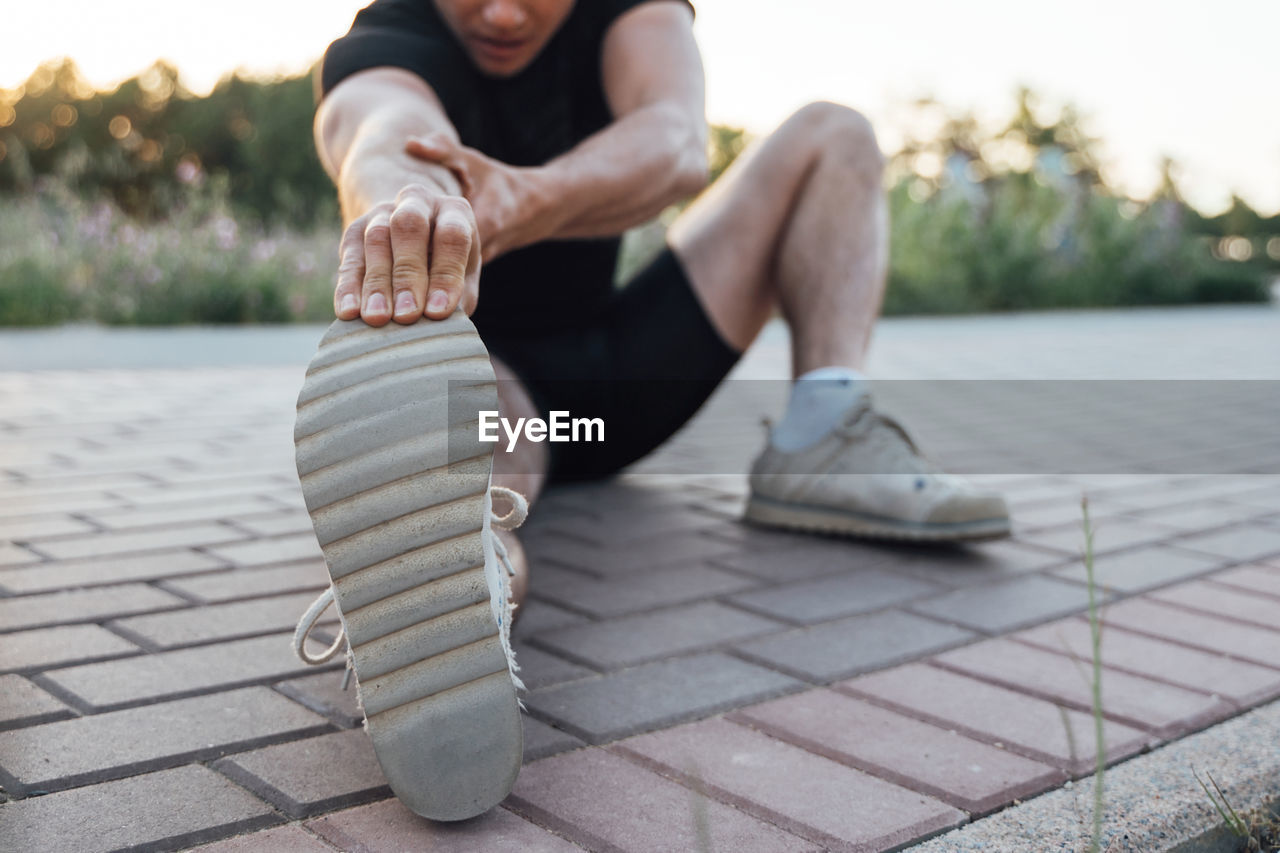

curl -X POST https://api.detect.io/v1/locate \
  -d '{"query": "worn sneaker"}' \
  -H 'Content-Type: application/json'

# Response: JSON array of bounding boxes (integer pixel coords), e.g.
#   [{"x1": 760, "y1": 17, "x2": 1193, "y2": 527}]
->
[
  {"x1": 746, "y1": 397, "x2": 1010, "y2": 541},
  {"x1": 290, "y1": 312, "x2": 525, "y2": 821}
]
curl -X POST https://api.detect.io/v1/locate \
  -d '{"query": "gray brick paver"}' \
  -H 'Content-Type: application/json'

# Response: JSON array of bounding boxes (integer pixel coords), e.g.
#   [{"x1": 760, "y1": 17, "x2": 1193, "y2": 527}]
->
[
  {"x1": 531, "y1": 562, "x2": 757, "y2": 618},
  {"x1": 1049, "y1": 545, "x2": 1224, "y2": 594},
  {"x1": 524, "y1": 652, "x2": 801, "y2": 743},
  {"x1": 0, "y1": 548, "x2": 226, "y2": 594},
  {"x1": 0, "y1": 583, "x2": 189, "y2": 631},
  {"x1": 0, "y1": 673, "x2": 73, "y2": 727},
  {"x1": 729, "y1": 567, "x2": 942, "y2": 625},
  {"x1": 735, "y1": 609, "x2": 977, "y2": 682},
  {"x1": 532, "y1": 601, "x2": 784, "y2": 670},
  {"x1": 307, "y1": 799, "x2": 581, "y2": 852},
  {"x1": 0, "y1": 687, "x2": 328, "y2": 793},
  {"x1": 0, "y1": 623, "x2": 140, "y2": 672},
  {"x1": 213, "y1": 729, "x2": 390, "y2": 819},
  {"x1": 43, "y1": 632, "x2": 336, "y2": 710},
  {"x1": 110, "y1": 590, "x2": 335, "y2": 648},
  {"x1": 906, "y1": 574, "x2": 1103, "y2": 634},
  {"x1": 28, "y1": 523, "x2": 247, "y2": 561},
  {"x1": 0, "y1": 764, "x2": 279, "y2": 853},
  {"x1": 160, "y1": 560, "x2": 329, "y2": 603}
]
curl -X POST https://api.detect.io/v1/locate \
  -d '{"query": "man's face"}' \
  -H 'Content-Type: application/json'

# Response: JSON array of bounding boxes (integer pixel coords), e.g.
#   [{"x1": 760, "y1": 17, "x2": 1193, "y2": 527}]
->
[{"x1": 433, "y1": 0, "x2": 576, "y2": 77}]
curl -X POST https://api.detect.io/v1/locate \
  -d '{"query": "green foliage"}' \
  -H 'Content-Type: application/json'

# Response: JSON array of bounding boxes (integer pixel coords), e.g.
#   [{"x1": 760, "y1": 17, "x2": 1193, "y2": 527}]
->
[
  {"x1": 0, "y1": 63, "x2": 1271, "y2": 325},
  {"x1": 0, "y1": 178, "x2": 337, "y2": 326},
  {"x1": 0, "y1": 58, "x2": 336, "y2": 227}
]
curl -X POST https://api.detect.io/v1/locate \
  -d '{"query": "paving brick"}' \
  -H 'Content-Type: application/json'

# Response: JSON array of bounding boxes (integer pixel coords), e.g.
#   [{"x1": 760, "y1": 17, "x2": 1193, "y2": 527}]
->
[
  {"x1": 189, "y1": 824, "x2": 337, "y2": 853},
  {"x1": 161, "y1": 559, "x2": 329, "y2": 603},
  {"x1": 840, "y1": 662, "x2": 1149, "y2": 774},
  {"x1": 511, "y1": 643, "x2": 595, "y2": 690},
  {"x1": 205, "y1": 533, "x2": 325, "y2": 567},
  {"x1": 1208, "y1": 563, "x2": 1280, "y2": 599},
  {"x1": 0, "y1": 764, "x2": 279, "y2": 853},
  {"x1": 44, "y1": 632, "x2": 333, "y2": 710},
  {"x1": 544, "y1": 504, "x2": 727, "y2": 545},
  {"x1": 1148, "y1": 578, "x2": 1280, "y2": 630},
  {"x1": 0, "y1": 687, "x2": 328, "y2": 793},
  {"x1": 274, "y1": 671, "x2": 364, "y2": 729},
  {"x1": 0, "y1": 514, "x2": 97, "y2": 541},
  {"x1": 1049, "y1": 545, "x2": 1224, "y2": 594},
  {"x1": 1130, "y1": 501, "x2": 1274, "y2": 532},
  {"x1": 0, "y1": 549, "x2": 226, "y2": 594},
  {"x1": 0, "y1": 490, "x2": 123, "y2": 519},
  {"x1": 511, "y1": 598, "x2": 588, "y2": 640},
  {"x1": 1223, "y1": 486, "x2": 1280, "y2": 512},
  {"x1": 27, "y1": 522, "x2": 246, "y2": 561},
  {"x1": 620, "y1": 715, "x2": 966, "y2": 848},
  {"x1": 711, "y1": 537, "x2": 902, "y2": 582},
  {"x1": 532, "y1": 562, "x2": 757, "y2": 618},
  {"x1": 82, "y1": 495, "x2": 280, "y2": 531},
  {"x1": 907, "y1": 575, "x2": 1100, "y2": 634},
  {"x1": 736, "y1": 609, "x2": 976, "y2": 682},
  {"x1": 892, "y1": 540, "x2": 1071, "y2": 587},
  {"x1": 1012, "y1": 617, "x2": 1280, "y2": 707},
  {"x1": 0, "y1": 673, "x2": 73, "y2": 728},
  {"x1": 509, "y1": 746, "x2": 818, "y2": 852},
  {"x1": 214, "y1": 729, "x2": 389, "y2": 819},
  {"x1": 524, "y1": 652, "x2": 801, "y2": 743},
  {"x1": 111, "y1": 591, "x2": 334, "y2": 648},
  {"x1": 1097, "y1": 597, "x2": 1280, "y2": 668},
  {"x1": 308, "y1": 798, "x2": 580, "y2": 853},
  {"x1": 731, "y1": 689, "x2": 1062, "y2": 816},
  {"x1": 0, "y1": 541, "x2": 41, "y2": 566},
  {"x1": 532, "y1": 601, "x2": 783, "y2": 670},
  {"x1": 730, "y1": 567, "x2": 942, "y2": 625},
  {"x1": 109, "y1": 476, "x2": 294, "y2": 507},
  {"x1": 523, "y1": 715, "x2": 585, "y2": 762},
  {"x1": 0, "y1": 624, "x2": 140, "y2": 672},
  {"x1": 933, "y1": 638, "x2": 1233, "y2": 738},
  {"x1": 1016, "y1": 518, "x2": 1179, "y2": 557},
  {"x1": 0, "y1": 583, "x2": 188, "y2": 631},
  {"x1": 1172, "y1": 524, "x2": 1280, "y2": 562},
  {"x1": 542, "y1": 530, "x2": 742, "y2": 577},
  {"x1": 226, "y1": 510, "x2": 314, "y2": 537},
  {"x1": 1012, "y1": 499, "x2": 1124, "y2": 532}
]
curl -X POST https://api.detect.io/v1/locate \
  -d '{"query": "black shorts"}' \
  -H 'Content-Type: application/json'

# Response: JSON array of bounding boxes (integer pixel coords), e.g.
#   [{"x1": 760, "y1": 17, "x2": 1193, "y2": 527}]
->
[{"x1": 478, "y1": 247, "x2": 741, "y2": 482}]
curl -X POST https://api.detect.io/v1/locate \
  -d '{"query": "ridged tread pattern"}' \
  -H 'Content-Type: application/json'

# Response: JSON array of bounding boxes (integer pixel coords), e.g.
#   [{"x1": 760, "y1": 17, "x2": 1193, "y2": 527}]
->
[{"x1": 294, "y1": 312, "x2": 521, "y2": 821}]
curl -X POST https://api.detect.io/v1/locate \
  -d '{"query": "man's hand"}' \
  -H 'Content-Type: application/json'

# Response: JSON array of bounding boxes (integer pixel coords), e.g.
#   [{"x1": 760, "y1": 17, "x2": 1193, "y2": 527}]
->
[
  {"x1": 404, "y1": 135, "x2": 555, "y2": 264},
  {"x1": 335, "y1": 181, "x2": 482, "y2": 325}
]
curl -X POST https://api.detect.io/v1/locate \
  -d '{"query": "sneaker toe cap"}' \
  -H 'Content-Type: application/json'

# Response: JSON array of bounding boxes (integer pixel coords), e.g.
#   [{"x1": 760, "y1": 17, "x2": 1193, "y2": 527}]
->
[{"x1": 924, "y1": 491, "x2": 1010, "y2": 526}]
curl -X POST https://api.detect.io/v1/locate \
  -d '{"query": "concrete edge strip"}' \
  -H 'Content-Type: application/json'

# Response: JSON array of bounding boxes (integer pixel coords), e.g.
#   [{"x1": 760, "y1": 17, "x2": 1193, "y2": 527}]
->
[{"x1": 907, "y1": 696, "x2": 1280, "y2": 852}]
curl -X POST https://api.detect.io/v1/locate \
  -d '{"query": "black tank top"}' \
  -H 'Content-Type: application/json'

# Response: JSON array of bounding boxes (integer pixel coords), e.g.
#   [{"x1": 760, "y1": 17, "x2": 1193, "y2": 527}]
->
[{"x1": 319, "y1": 0, "x2": 694, "y2": 333}]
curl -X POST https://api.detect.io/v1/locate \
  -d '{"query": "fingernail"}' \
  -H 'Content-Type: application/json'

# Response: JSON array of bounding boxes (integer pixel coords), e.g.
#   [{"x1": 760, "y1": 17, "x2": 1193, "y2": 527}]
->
[
  {"x1": 427, "y1": 290, "x2": 449, "y2": 313},
  {"x1": 394, "y1": 291, "x2": 416, "y2": 315},
  {"x1": 367, "y1": 292, "x2": 388, "y2": 314},
  {"x1": 340, "y1": 293, "x2": 358, "y2": 314}
]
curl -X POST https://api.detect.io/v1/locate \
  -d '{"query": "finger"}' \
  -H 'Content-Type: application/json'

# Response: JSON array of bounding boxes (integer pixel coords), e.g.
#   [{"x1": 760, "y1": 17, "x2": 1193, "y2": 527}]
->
[
  {"x1": 426, "y1": 198, "x2": 477, "y2": 318},
  {"x1": 361, "y1": 210, "x2": 394, "y2": 326},
  {"x1": 388, "y1": 195, "x2": 433, "y2": 324},
  {"x1": 334, "y1": 217, "x2": 367, "y2": 319},
  {"x1": 405, "y1": 138, "x2": 473, "y2": 195}
]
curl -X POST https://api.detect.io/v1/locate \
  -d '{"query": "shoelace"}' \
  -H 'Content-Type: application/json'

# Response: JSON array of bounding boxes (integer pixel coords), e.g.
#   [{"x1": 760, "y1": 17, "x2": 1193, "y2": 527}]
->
[{"x1": 291, "y1": 485, "x2": 530, "y2": 678}]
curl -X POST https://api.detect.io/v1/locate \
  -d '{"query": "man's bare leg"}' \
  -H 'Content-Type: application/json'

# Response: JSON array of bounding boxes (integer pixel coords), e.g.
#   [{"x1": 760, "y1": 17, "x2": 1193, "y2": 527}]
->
[
  {"x1": 667, "y1": 101, "x2": 1010, "y2": 541},
  {"x1": 667, "y1": 101, "x2": 886, "y2": 373},
  {"x1": 489, "y1": 357, "x2": 548, "y2": 611}
]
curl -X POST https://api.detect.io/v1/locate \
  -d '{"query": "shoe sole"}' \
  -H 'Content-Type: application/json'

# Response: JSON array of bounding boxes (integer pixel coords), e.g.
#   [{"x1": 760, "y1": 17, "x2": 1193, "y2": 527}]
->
[
  {"x1": 293, "y1": 312, "x2": 521, "y2": 822},
  {"x1": 744, "y1": 494, "x2": 1011, "y2": 542}
]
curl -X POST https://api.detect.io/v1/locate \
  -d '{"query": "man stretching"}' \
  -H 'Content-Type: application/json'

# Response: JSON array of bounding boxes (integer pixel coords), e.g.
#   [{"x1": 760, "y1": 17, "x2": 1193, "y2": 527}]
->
[{"x1": 292, "y1": 0, "x2": 1010, "y2": 822}]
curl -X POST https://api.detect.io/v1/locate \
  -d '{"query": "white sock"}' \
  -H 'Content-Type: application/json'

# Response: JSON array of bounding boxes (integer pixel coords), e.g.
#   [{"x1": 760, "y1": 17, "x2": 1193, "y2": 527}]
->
[{"x1": 770, "y1": 366, "x2": 869, "y2": 452}]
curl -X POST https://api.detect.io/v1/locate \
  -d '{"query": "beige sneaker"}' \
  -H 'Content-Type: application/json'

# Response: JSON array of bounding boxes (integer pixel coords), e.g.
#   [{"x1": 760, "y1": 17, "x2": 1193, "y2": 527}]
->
[{"x1": 746, "y1": 398, "x2": 1011, "y2": 541}]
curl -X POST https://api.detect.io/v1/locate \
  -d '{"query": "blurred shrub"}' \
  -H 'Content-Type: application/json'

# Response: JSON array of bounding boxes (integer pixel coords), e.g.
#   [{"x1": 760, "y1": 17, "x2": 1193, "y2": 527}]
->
[
  {"x1": 0, "y1": 65, "x2": 1272, "y2": 325},
  {"x1": 0, "y1": 178, "x2": 336, "y2": 325}
]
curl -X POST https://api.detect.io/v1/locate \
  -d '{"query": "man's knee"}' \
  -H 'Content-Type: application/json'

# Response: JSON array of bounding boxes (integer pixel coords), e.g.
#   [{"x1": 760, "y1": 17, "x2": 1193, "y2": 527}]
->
[{"x1": 791, "y1": 101, "x2": 884, "y2": 176}]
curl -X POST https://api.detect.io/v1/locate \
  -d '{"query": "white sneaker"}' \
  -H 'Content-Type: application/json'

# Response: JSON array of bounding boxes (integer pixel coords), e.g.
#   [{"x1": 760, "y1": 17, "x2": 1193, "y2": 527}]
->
[
  {"x1": 747, "y1": 397, "x2": 1011, "y2": 541},
  {"x1": 290, "y1": 312, "x2": 524, "y2": 821}
]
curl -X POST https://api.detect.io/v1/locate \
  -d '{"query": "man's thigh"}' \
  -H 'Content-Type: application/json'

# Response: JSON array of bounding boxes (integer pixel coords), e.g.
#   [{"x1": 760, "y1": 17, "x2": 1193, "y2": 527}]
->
[{"x1": 479, "y1": 247, "x2": 740, "y2": 481}]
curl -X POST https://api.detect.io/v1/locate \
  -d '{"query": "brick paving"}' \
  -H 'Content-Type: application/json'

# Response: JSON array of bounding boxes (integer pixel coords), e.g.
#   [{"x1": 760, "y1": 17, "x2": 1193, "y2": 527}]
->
[{"x1": 2, "y1": 307, "x2": 1280, "y2": 851}]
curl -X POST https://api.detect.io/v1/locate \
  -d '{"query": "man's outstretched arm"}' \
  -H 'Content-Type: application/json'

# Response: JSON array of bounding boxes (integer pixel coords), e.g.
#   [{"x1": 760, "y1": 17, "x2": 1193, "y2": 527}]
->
[
  {"x1": 407, "y1": 1, "x2": 707, "y2": 257},
  {"x1": 314, "y1": 68, "x2": 480, "y2": 325}
]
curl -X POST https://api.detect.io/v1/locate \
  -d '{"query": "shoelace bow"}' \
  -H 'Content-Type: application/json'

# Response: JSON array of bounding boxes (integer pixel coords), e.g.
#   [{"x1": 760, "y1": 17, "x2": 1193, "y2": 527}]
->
[{"x1": 291, "y1": 486, "x2": 530, "y2": 674}]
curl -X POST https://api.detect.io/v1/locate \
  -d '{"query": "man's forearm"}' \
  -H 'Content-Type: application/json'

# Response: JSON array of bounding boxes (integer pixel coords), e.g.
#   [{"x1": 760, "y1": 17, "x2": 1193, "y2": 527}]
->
[
  {"x1": 535, "y1": 101, "x2": 708, "y2": 240},
  {"x1": 335, "y1": 117, "x2": 463, "y2": 226}
]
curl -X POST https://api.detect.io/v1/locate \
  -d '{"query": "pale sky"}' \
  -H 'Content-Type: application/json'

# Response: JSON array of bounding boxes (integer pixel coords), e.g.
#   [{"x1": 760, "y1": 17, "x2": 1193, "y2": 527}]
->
[{"x1": 8, "y1": 0, "x2": 1279, "y2": 214}]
